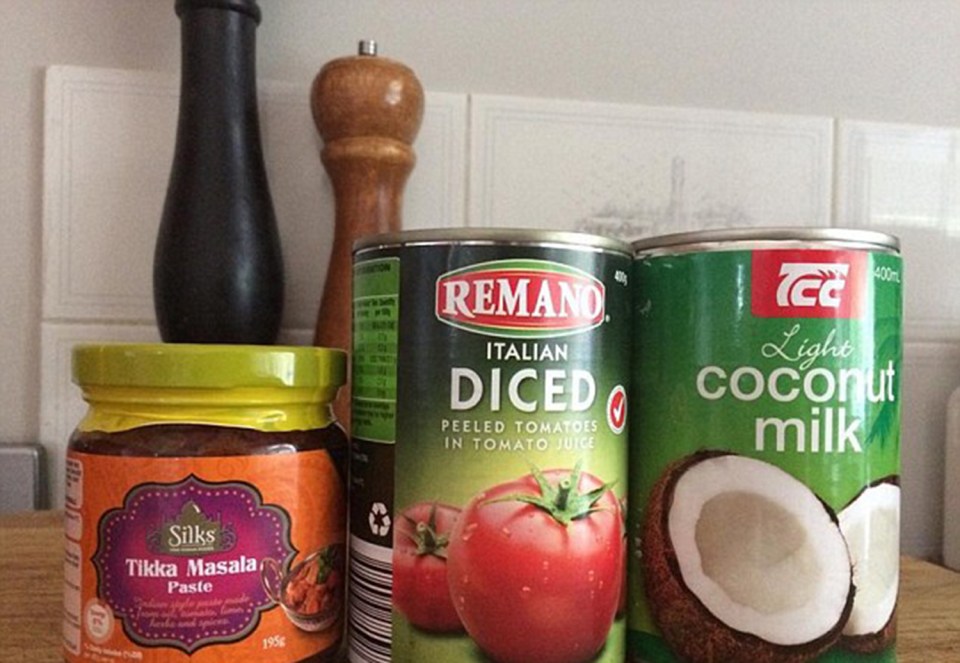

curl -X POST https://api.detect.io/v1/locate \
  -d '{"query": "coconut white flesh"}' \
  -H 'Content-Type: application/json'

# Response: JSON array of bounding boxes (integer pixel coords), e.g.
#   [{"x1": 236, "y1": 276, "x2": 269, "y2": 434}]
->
[
  {"x1": 838, "y1": 482, "x2": 900, "y2": 636},
  {"x1": 668, "y1": 455, "x2": 852, "y2": 646}
]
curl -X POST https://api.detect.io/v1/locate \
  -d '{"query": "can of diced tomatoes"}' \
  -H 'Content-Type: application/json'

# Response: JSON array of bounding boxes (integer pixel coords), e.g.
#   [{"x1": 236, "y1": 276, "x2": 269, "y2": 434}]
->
[
  {"x1": 349, "y1": 229, "x2": 632, "y2": 663},
  {"x1": 628, "y1": 228, "x2": 902, "y2": 663}
]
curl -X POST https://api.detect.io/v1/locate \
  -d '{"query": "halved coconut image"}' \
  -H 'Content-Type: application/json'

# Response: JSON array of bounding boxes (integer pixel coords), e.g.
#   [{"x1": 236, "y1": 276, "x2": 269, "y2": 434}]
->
[
  {"x1": 642, "y1": 451, "x2": 854, "y2": 663},
  {"x1": 837, "y1": 477, "x2": 900, "y2": 653}
]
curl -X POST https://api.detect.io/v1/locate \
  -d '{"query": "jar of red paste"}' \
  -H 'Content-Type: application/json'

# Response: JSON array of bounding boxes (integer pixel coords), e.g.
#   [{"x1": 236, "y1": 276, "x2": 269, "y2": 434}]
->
[{"x1": 63, "y1": 344, "x2": 347, "y2": 662}]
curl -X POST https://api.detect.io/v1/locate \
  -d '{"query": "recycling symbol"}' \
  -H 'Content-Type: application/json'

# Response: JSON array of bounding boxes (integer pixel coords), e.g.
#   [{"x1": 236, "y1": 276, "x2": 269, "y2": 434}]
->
[{"x1": 368, "y1": 502, "x2": 391, "y2": 537}]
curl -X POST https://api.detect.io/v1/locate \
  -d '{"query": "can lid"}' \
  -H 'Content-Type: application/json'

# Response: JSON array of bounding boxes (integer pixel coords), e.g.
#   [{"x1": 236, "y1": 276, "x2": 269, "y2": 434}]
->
[
  {"x1": 354, "y1": 228, "x2": 633, "y2": 256},
  {"x1": 72, "y1": 343, "x2": 346, "y2": 391},
  {"x1": 631, "y1": 227, "x2": 901, "y2": 254}
]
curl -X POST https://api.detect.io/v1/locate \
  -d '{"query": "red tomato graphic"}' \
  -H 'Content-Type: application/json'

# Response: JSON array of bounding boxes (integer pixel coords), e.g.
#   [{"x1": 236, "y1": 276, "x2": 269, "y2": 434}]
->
[
  {"x1": 447, "y1": 464, "x2": 624, "y2": 663},
  {"x1": 617, "y1": 496, "x2": 628, "y2": 617},
  {"x1": 392, "y1": 502, "x2": 463, "y2": 632}
]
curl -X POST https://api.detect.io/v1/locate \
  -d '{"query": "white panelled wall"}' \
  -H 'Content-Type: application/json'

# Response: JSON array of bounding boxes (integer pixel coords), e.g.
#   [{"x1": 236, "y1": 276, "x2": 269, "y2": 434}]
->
[
  {"x1": 39, "y1": 65, "x2": 960, "y2": 562},
  {"x1": 39, "y1": 66, "x2": 469, "y2": 509},
  {"x1": 4, "y1": 1, "x2": 960, "y2": 565}
]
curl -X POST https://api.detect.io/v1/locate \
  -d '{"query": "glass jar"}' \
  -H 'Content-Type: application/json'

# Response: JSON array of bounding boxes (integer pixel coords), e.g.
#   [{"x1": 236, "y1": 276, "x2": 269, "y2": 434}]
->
[{"x1": 63, "y1": 344, "x2": 346, "y2": 663}]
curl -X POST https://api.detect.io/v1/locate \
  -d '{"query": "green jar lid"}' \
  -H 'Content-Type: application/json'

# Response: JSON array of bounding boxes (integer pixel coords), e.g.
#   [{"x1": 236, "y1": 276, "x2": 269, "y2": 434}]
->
[{"x1": 72, "y1": 343, "x2": 346, "y2": 391}]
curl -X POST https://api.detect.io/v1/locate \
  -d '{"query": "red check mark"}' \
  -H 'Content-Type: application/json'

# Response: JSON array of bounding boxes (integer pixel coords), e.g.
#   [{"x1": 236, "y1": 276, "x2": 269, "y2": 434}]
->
[{"x1": 607, "y1": 385, "x2": 627, "y2": 434}]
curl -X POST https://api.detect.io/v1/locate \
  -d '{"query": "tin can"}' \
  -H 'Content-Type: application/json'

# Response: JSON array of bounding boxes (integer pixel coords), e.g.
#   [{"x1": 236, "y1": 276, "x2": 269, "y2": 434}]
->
[
  {"x1": 349, "y1": 229, "x2": 632, "y2": 663},
  {"x1": 64, "y1": 344, "x2": 347, "y2": 662},
  {"x1": 628, "y1": 229, "x2": 902, "y2": 663}
]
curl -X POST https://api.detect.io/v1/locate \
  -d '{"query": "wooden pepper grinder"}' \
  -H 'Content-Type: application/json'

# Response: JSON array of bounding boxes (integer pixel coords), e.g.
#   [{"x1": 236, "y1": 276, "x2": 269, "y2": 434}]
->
[{"x1": 311, "y1": 40, "x2": 424, "y2": 429}]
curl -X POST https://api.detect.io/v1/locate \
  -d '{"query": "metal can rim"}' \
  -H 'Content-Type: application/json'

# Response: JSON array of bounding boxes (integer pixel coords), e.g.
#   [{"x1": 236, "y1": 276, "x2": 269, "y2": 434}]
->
[
  {"x1": 631, "y1": 227, "x2": 900, "y2": 254},
  {"x1": 354, "y1": 228, "x2": 633, "y2": 256}
]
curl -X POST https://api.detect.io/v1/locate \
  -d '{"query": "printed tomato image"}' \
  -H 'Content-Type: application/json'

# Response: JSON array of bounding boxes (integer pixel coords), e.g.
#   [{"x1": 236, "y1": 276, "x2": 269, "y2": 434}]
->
[
  {"x1": 617, "y1": 497, "x2": 628, "y2": 617},
  {"x1": 393, "y1": 502, "x2": 463, "y2": 632},
  {"x1": 447, "y1": 463, "x2": 624, "y2": 663}
]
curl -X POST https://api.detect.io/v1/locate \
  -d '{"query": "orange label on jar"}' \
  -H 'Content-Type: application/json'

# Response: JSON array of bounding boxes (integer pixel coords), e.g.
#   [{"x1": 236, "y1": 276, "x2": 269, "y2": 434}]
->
[{"x1": 63, "y1": 449, "x2": 346, "y2": 662}]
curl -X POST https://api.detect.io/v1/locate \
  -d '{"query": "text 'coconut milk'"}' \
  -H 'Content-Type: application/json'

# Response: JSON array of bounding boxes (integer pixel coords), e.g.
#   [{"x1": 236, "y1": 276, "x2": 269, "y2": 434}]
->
[{"x1": 628, "y1": 228, "x2": 902, "y2": 663}]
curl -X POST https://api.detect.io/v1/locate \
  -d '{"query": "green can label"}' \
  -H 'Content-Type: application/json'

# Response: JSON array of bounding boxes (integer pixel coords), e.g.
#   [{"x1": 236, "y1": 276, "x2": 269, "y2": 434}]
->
[
  {"x1": 629, "y1": 245, "x2": 902, "y2": 663},
  {"x1": 349, "y1": 237, "x2": 631, "y2": 663}
]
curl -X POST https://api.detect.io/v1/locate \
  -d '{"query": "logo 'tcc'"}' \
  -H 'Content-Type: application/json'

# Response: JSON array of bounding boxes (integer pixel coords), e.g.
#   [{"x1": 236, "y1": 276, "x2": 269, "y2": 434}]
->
[{"x1": 776, "y1": 263, "x2": 850, "y2": 309}]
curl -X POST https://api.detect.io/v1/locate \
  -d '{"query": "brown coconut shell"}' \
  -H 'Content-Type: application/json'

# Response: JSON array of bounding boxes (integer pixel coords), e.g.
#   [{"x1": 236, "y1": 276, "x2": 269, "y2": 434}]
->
[
  {"x1": 840, "y1": 610, "x2": 896, "y2": 654},
  {"x1": 838, "y1": 475, "x2": 901, "y2": 654},
  {"x1": 641, "y1": 450, "x2": 856, "y2": 663}
]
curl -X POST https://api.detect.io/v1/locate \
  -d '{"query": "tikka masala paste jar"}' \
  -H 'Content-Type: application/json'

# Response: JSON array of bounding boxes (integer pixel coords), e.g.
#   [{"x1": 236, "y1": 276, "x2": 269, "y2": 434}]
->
[{"x1": 63, "y1": 344, "x2": 347, "y2": 663}]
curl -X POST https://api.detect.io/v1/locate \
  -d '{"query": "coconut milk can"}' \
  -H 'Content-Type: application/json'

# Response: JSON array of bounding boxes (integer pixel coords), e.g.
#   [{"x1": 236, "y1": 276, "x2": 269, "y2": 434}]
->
[
  {"x1": 348, "y1": 229, "x2": 631, "y2": 663},
  {"x1": 628, "y1": 229, "x2": 902, "y2": 663}
]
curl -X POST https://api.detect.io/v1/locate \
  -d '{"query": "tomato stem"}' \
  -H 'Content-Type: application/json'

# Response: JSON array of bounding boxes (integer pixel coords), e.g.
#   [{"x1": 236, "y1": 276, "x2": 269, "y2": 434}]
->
[
  {"x1": 401, "y1": 503, "x2": 450, "y2": 559},
  {"x1": 484, "y1": 460, "x2": 616, "y2": 528},
  {"x1": 556, "y1": 478, "x2": 572, "y2": 511}
]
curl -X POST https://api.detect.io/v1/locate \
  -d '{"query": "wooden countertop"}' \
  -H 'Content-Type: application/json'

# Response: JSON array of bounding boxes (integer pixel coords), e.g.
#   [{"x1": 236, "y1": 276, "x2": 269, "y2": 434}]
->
[{"x1": 1, "y1": 510, "x2": 958, "y2": 662}]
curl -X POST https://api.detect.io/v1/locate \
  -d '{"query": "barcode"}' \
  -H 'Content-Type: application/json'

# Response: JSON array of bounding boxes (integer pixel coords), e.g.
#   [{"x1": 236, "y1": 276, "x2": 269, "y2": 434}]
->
[{"x1": 348, "y1": 535, "x2": 393, "y2": 663}]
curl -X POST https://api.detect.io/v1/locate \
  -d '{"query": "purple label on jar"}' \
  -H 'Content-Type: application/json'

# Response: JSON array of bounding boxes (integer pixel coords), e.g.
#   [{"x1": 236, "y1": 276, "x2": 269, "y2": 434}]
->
[{"x1": 93, "y1": 475, "x2": 294, "y2": 653}]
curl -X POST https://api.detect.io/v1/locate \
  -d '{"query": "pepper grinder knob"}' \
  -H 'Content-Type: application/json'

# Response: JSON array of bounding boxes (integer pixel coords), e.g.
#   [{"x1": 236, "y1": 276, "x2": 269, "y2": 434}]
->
[{"x1": 311, "y1": 40, "x2": 424, "y2": 429}]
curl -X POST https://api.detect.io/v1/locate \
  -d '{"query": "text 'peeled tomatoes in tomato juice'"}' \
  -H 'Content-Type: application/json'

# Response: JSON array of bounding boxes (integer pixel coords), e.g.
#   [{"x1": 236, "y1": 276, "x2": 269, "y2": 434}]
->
[{"x1": 348, "y1": 229, "x2": 631, "y2": 663}]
